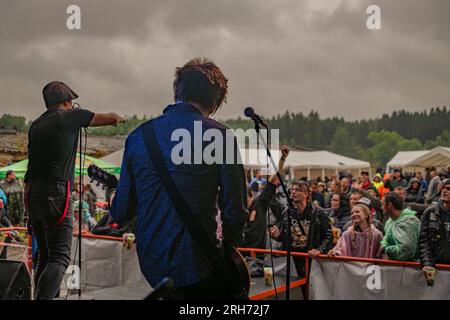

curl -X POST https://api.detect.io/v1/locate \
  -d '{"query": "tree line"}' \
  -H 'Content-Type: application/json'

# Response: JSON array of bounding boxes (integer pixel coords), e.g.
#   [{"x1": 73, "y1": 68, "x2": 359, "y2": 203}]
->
[
  {"x1": 1, "y1": 107, "x2": 449, "y2": 166},
  {"x1": 224, "y1": 107, "x2": 450, "y2": 166}
]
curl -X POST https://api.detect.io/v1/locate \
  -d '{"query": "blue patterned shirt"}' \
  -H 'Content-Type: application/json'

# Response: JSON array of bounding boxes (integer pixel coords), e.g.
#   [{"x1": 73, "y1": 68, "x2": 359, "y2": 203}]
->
[{"x1": 110, "y1": 103, "x2": 248, "y2": 288}]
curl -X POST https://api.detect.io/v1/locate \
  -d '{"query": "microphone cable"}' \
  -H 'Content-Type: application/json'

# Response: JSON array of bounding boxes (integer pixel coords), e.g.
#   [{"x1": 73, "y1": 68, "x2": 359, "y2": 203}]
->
[{"x1": 65, "y1": 103, "x2": 88, "y2": 299}]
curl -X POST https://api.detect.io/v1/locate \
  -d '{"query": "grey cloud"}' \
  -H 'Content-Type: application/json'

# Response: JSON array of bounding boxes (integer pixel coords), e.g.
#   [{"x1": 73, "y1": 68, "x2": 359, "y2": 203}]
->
[{"x1": 0, "y1": 0, "x2": 449, "y2": 122}]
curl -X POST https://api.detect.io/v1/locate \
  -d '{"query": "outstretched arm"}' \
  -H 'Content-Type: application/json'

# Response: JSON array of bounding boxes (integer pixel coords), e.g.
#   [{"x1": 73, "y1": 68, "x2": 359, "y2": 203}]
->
[{"x1": 89, "y1": 113, "x2": 125, "y2": 127}]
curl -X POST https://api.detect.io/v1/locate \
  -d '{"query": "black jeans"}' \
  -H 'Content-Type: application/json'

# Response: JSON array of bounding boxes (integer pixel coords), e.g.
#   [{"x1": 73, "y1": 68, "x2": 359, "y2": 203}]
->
[{"x1": 27, "y1": 181, "x2": 73, "y2": 300}]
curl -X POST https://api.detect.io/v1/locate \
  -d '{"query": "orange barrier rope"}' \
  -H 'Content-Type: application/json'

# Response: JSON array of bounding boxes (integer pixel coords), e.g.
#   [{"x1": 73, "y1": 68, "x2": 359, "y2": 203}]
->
[
  {"x1": 0, "y1": 242, "x2": 28, "y2": 248},
  {"x1": 14, "y1": 230, "x2": 450, "y2": 299},
  {"x1": 237, "y1": 247, "x2": 450, "y2": 271},
  {"x1": 73, "y1": 232, "x2": 123, "y2": 242},
  {"x1": 315, "y1": 254, "x2": 450, "y2": 271},
  {"x1": 0, "y1": 227, "x2": 27, "y2": 232}
]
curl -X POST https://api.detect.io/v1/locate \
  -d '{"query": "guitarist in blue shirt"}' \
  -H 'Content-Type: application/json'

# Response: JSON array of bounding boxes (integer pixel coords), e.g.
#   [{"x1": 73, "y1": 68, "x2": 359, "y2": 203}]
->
[{"x1": 110, "y1": 58, "x2": 249, "y2": 299}]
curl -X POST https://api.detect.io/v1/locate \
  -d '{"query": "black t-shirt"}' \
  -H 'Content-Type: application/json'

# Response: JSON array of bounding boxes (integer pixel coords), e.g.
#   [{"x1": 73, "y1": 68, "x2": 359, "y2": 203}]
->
[
  {"x1": 436, "y1": 206, "x2": 450, "y2": 264},
  {"x1": 25, "y1": 108, "x2": 95, "y2": 185}
]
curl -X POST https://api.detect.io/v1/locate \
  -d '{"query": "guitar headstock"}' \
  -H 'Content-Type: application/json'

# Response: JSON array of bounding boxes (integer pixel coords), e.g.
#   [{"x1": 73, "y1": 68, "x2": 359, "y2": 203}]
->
[{"x1": 87, "y1": 164, "x2": 118, "y2": 191}]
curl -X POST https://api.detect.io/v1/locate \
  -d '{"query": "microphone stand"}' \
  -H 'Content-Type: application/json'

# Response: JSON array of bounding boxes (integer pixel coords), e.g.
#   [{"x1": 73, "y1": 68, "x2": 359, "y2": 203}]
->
[
  {"x1": 78, "y1": 128, "x2": 83, "y2": 298},
  {"x1": 253, "y1": 121, "x2": 295, "y2": 301}
]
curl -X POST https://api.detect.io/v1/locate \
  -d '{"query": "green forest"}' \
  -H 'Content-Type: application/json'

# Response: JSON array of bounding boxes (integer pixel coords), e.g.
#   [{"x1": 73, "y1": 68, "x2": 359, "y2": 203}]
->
[{"x1": 1, "y1": 107, "x2": 449, "y2": 166}]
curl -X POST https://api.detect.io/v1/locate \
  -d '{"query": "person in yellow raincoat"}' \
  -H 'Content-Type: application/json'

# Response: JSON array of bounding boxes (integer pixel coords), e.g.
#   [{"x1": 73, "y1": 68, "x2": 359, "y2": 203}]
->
[{"x1": 372, "y1": 173, "x2": 386, "y2": 198}]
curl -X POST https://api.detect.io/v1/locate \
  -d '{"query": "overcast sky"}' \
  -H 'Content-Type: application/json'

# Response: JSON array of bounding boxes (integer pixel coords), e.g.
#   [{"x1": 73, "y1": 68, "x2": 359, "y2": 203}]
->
[{"x1": 0, "y1": 0, "x2": 449, "y2": 122}]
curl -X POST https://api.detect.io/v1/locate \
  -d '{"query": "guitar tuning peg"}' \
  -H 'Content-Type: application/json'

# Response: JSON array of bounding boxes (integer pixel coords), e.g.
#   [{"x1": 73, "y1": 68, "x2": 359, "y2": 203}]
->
[
  {"x1": 96, "y1": 182, "x2": 100, "y2": 187},
  {"x1": 102, "y1": 186, "x2": 106, "y2": 191},
  {"x1": 90, "y1": 179, "x2": 94, "y2": 183}
]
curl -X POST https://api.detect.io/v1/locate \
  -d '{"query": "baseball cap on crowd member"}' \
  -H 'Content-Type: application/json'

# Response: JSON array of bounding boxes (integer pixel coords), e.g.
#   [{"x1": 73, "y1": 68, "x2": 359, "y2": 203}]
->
[
  {"x1": 409, "y1": 177, "x2": 420, "y2": 185},
  {"x1": 250, "y1": 181, "x2": 260, "y2": 193},
  {"x1": 42, "y1": 81, "x2": 79, "y2": 107},
  {"x1": 356, "y1": 197, "x2": 372, "y2": 209},
  {"x1": 339, "y1": 172, "x2": 351, "y2": 180},
  {"x1": 438, "y1": 169, "x2": 448, "y2": 178},
  {"x1": 443, "y1": 179, "x2": 450, "y2": 187}
]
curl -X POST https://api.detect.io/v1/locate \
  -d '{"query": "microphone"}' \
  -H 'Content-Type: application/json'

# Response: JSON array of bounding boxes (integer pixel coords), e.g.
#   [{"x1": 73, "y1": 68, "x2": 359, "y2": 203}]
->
[{"x1": 244, "y1": 107, "x2": 268, "y2": 128}]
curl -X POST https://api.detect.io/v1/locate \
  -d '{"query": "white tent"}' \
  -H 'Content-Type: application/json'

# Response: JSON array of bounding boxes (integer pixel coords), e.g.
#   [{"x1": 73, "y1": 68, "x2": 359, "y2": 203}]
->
[
  {"x1": 101, "y1": 147, "x2": 371, "y2": 181},
  {"x1": 386, "y1": 150, "x2": 429, "y2": 172},
  {"x1": 101, "y1": 148, "x2": 124, "y2": 167},
  {"x1": 404, "y1": 146, "x2": 450, "y2": 169},
  {"x1": 387, "y1": 146, "x2": 450, "y2": 172},
  {"x1": 283, "y1": 150, "x2": 371, "y2": 180}
]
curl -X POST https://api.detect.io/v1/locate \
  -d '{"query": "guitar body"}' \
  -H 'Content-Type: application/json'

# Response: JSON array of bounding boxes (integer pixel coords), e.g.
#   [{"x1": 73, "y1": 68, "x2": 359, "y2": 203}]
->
[{"x1": 223, "y1": 243, "x2": 251, "y2": 295}]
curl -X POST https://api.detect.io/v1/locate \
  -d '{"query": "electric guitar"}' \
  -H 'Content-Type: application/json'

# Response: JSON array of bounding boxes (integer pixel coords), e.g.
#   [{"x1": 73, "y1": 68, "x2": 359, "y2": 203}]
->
[
  {"x1": 87, "y1": 164, "x2": 118, "y2": 190},
  {"x1": 87, "y1": 164, "x2": 251, "y2": 295}
]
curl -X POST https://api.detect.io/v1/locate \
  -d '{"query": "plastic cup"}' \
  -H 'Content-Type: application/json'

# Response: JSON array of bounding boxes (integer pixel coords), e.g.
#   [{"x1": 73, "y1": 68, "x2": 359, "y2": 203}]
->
[
  {"x1": 264, "y1": 267, "x2": 273, "y2": 286},
  {"x1": 425, "y1": 268, "x2": 435, "y2": 286}
]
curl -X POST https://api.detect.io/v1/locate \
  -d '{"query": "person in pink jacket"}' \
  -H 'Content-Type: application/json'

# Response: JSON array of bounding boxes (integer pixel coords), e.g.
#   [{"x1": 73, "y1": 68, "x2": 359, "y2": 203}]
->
[{"x1": 328, "y1": 202, "x2": 383, "y2": 259}]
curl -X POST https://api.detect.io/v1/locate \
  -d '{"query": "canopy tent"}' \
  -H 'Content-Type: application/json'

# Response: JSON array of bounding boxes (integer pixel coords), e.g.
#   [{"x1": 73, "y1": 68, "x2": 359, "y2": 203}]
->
[
  {"x1": 403, "y1": 146, "x2": 450, "y2": 170},
  {"x1": 283, "y1": 150, "x2": 371, "y2": 180},
  {"x1": 387, "y1": 146, "x2": 450, "y2": 172},
  {"x1": 100, "y1": 147, "x2": 370, "y2": 181},
  {"x1": 0, "y1": 153, "x2": 121, "y2": 179},
  {"x1": 224, "y1": 147, "x2": 370, "y2": 180},
  {"x1": 386, "y1": 150, "x2": 429, "y2": 171}
]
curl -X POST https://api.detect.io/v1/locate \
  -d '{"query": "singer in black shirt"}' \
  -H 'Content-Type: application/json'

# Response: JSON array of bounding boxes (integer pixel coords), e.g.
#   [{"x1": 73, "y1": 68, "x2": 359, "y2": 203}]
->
[{"x1": 25, "y1": 81, "x2": 123, "y2": 300}]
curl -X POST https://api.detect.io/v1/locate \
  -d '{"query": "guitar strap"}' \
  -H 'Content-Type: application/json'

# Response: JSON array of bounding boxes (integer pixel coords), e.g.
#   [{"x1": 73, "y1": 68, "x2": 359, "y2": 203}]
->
[{"x1": 141, "y1": 120, "x2": 245, "y2": 295}]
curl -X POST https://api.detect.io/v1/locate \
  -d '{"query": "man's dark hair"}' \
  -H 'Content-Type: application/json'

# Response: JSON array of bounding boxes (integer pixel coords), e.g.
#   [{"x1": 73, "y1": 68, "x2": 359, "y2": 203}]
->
[
  {"x1": 173, "y1": 58, "x2": 228, "y2": 114},
  {"x1": 384, "y1": 192, "x2": 403, "y2": 210},
  {"x1": 394, "y1": 186, "x2": 405, "y2": 192},
  {"x1": 291, "y1": 180, "x2": 310, "y2": 196},
  {"x1": 337, "y1": 193, "x2": 350, "y2": 211},
  {"x1": 351, "y1": 189, "x2": 366, "y2": 198}
]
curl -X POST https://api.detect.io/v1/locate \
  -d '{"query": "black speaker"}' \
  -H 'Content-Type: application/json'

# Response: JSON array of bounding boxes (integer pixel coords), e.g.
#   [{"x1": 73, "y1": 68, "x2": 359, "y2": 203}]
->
[{"x1": 0, "y1": 259, "x2": 31, "y2": 300}]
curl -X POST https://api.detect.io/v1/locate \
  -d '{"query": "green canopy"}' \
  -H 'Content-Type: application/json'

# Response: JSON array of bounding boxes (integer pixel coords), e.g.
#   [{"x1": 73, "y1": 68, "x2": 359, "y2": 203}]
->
[{"x1": 0, "y1": 153, "x2": 121, "y2": 179}]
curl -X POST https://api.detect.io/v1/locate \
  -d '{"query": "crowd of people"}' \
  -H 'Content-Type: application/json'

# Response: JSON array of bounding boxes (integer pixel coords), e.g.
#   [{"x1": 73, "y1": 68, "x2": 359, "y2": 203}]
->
[
  {"x1": 0, "y1": 170, "x2": 25, "y2": 228},
  {"x1": 241, "y1": 149, "x2": 450, "y2": 284},
  {"x1": 0, "y1": 171, "x2": 133, "y2": 235},
  {"x1": 1, "y1": 155, "x2": 450, "y2": 291}
]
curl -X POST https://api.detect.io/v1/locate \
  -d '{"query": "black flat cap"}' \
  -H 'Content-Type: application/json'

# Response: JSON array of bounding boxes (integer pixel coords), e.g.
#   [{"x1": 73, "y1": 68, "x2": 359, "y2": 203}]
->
[{"x1": 42, "y1": 81, "x2": 78, "y2": 106}]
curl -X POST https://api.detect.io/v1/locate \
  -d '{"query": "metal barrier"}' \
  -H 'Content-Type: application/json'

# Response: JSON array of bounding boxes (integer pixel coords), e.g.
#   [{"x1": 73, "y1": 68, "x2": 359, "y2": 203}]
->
[{"x1": 4, "y1": 227, "x2": 450, "y2": 300}]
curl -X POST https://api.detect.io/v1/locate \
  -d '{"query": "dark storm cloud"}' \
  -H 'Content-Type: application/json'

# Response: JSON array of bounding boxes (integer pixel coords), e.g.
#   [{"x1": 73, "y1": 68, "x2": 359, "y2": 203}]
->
[{"x1": 0, "y1": 0, "x2": 449, "y2": 122}]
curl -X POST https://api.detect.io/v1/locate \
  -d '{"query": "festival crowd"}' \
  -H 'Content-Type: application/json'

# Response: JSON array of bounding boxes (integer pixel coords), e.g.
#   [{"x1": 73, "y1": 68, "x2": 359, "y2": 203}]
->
[
  {"x1": 241, "y1": 149, "x2": 450, "y2": 283},
  {"x1": 1, "y1": 152, "x2": 450, "y2": 283}
]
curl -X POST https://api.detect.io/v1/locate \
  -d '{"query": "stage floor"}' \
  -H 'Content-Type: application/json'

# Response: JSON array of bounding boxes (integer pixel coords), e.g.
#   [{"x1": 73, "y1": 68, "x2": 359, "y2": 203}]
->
[{"x1": 64, "y1": 275, "x2": 304, "y2": 300}]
